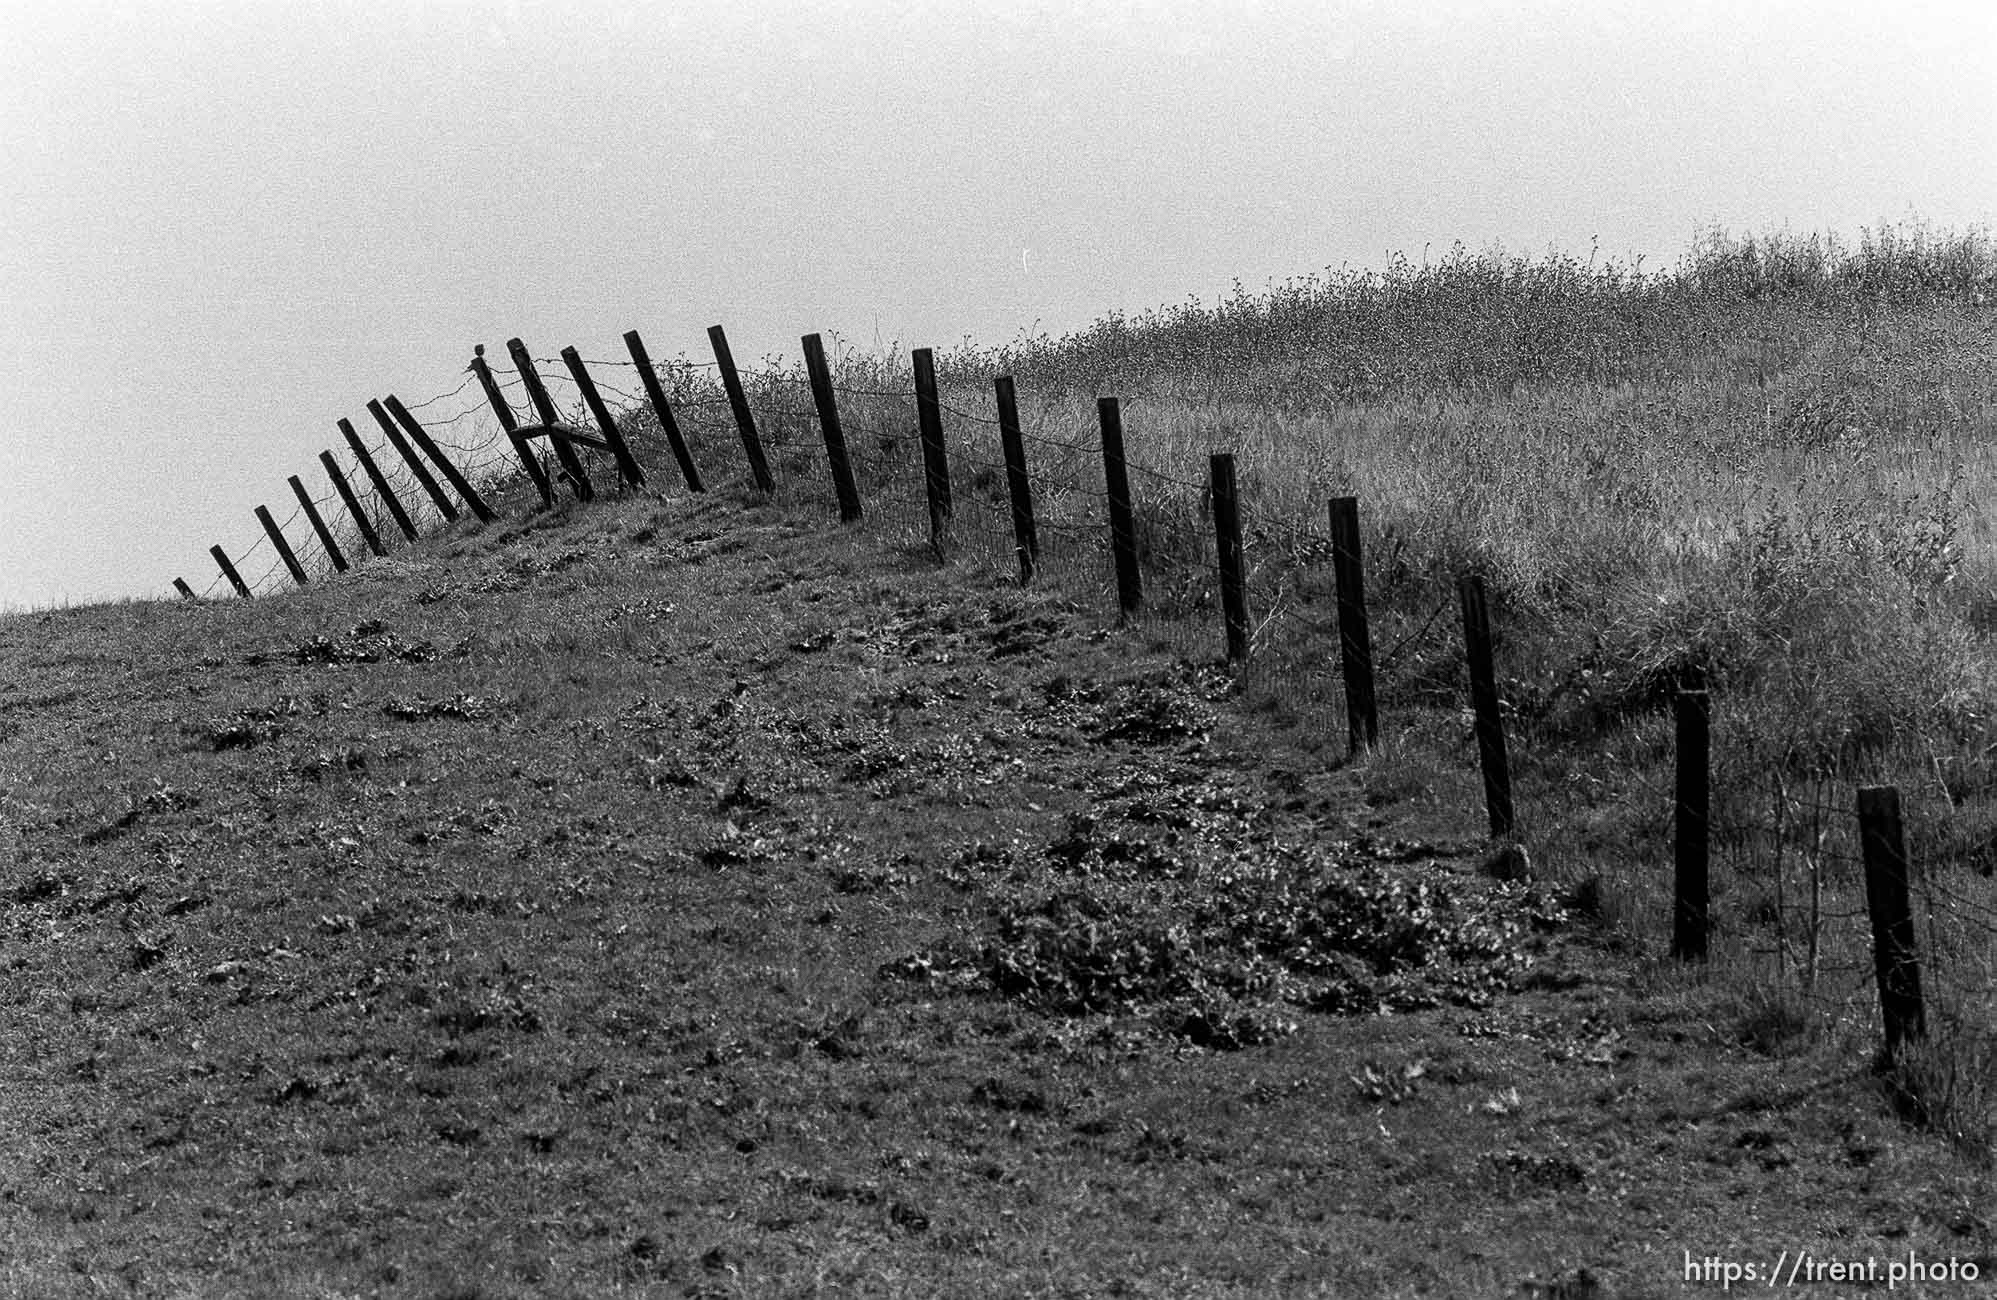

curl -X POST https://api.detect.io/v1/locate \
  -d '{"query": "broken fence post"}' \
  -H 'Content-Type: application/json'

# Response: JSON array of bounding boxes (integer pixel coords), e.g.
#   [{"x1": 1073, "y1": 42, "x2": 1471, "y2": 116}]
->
[
  {"x1": 507, "y1": 338, "x2": 593, "y2": 502},
  {"x1": 470, "y1": 348, "x2": 554, "y2": 508}
]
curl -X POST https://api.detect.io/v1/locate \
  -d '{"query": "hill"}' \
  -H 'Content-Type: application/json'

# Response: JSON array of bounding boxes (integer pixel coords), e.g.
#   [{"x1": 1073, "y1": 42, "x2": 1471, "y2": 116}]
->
[{"x1": 6, "y1": 223, "x2": 1997, "y2": 1296}]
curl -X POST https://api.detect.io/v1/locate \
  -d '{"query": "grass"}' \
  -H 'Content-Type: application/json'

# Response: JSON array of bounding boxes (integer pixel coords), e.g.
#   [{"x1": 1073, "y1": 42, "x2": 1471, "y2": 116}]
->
[{"x1": 6, "y1": 221, "x2": 1997, "y2": 1295}]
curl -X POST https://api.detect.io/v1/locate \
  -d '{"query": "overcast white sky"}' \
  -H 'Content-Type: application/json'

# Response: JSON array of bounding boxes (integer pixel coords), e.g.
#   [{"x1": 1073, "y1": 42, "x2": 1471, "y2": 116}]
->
[{"x1": 2, "y1": 0, "x2": 1992, "y2": 609}]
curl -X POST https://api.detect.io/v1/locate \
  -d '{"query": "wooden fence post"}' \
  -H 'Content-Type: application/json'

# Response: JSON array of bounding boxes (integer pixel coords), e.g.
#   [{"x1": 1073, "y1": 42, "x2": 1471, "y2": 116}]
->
[
  {"x1": 256, "y1": 506, "x2": 310, "y2": 587},
  {"x1": 801, "y1": 332, "x2": 862, "y2": 523},
  {"x1": 339, "y1": 419, "x2": 419, "y2": 541},
  {"x1": 507, "y1": 338, "x2": 593, "y2": 502},
  {"x1": 210, "y1": 545, "x2": 252, "y2": 598},
  {"x1": 560, "y1": 347, "x2": 648, "y2": 490},
  {"x1": 1097, "y1": 397, "x2": 1143, "y2": 618},
  {"x1": 1857, "y1": 785, "x2": 1927, "y2": 1065},
  {"x1": 289, "y1": 475, "x2": 349, "y2": 573},
  {"x1": 1673, "y1": 687, "x2": 1710, "y2": 960},
  {"x1": 912, "y1": 347, "x2": 953, "y2": 545},
  {"x1": 707, "y1": 325, "x2": 775, "y2": 493},
  {"x1": 1210, "y1": 453, "x2": 1249, "y2": 663},
  {"x1": 470, "y1": 349, "x2": 554, "y2": 507},
  {"x1": 624, "y1": 330, "x2": 704, "y2": 493},
  {"x1": 367, "y1": 399, "x2": 458, "y2": 522},
  {"x1": 172, "y1": 578, "x2": 197, "y2": 600},
  {"x1": 995, "y1": 376, "x2": 1038, "y2": 584},
  {"x1": 1328, "y1": 497, "x2": 1378, "y2": 755},
  {"x1": 321, "y1": 451, "x2": 386, "y2": 557},
  {"x1": 384, "y1": 395, "x2": 496, "y2": 523},
  {"x1": 1458, "y1": 574, "x2": 1515, "y2": 839}
]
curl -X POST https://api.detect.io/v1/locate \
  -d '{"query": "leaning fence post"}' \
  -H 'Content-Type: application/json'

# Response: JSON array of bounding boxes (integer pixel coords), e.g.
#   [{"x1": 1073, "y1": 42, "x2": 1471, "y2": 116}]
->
[
  {"x1": 210, "y1": 545, "x2": 252, "y2": 598},
  {"x1": 707, "y1": 325, "x2": 774, "y2": 493},
  {"x1": 384, "y1": 395, "x2": 496, "y2": 523},
  {"x1": 1328, "y1": 497, "x2": 1378, "y2": 755},
  {"x1": 367, "y1": 399, "x2": 458, "y2": 523},
  {"x1": 172, "y1": 578, "x2": 197, "y2": 600},
  {"x1": 912, "y1": 347, "x2": 953, "y2": 545},
  {"x1": 470, "y1": 349, "x2": 554, "y2": 508},
  {"x1": 256, "y1": 506, "x2": 310, "y2": 587},
  {"x1": 321, "y1": 451, "x2": 386, "y2": 557},
  {"x1": 801, "y1": 332, "x2": 862, "y2": 523},
  {"x1": 507, "y1": 338, "x2": 593, "y2": 502},
  {"x1": 339, "y1": 419, "x2": 419, "y2": 541},
  {"x1": 289, "y1": 475, "x2": 350, "y2": 573},
  {"x1": 995, "y1": 376, "x2": 1038, "y2": 584},
  {"x1": 561, "y1": 347, "x2": 647, "y2": 490},
  {"x1": 1210, "y1": 453, "x2": 1250, "y2": 663},
  {"x1": 1458, "y1": 574, "x2": 1515, "y2": 839},
  {"x1": 1097, "y1": 397, "x2": 1143, "y2": 618},
  {"x1": 1857, "y1": 785, "x2": 1927, "y2": 1065},
  {"x1": 1672, "y1": 687, "x2": 1711, "y2": 961},
  {"x1": 624, "y1": 330, "x2": 704, "y2": 493}
]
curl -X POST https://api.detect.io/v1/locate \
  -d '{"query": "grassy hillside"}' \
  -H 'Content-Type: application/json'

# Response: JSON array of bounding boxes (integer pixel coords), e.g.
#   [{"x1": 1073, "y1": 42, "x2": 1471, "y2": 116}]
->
[{"x1": 5, "y1": 223, "x2": 1997, "y2": 1296}]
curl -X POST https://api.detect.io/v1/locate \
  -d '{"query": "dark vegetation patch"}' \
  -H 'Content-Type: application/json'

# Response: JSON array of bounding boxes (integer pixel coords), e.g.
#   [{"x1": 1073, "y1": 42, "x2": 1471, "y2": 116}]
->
[{"x1": 289, "y1": 619, "x2": 441, "y2": 665}]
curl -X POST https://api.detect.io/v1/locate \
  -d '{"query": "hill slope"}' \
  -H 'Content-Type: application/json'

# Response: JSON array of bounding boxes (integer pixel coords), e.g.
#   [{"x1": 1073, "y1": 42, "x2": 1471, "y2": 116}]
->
[{"x1": 2, "y1": 485, "x2": 1991, "y2": 1298}]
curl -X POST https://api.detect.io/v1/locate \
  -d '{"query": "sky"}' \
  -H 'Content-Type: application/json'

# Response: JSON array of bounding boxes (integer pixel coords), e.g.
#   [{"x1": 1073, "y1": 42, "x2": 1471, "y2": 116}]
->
[{"x1": 2, "y1": 0, "x2": 1993, "y2": 609}]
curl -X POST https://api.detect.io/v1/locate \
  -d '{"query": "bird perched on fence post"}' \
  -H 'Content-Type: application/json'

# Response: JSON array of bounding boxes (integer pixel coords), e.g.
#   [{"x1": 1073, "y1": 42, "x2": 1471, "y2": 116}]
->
[{"x1": 465, "y1": 343, "x2": 485, "y2": 374}]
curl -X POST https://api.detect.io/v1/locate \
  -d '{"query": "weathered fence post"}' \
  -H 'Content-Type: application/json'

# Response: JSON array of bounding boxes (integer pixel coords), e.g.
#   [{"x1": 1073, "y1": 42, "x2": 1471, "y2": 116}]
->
[
  {"x1": 210, "y1": 545, "x2": 252, "y2": 598},
  {"x1": 1210, "y1": 453, "x2": 1250, "y2": 663},
  {"x1": 507, "y1": 338, "x2": 593, "y2": 502},
  {"x1": 560, "y1": 347, "x2": 647, "y2": 490},
  {"x1": 1097, "y1": 397, "x2": 1143, "y2": 618},
  {"x1": 624, "y1": 330, "x2": 704, "y2": 493},
  {"x1": 321, "y1": 451, "x2": 386, "y2": 557},
  {"x1": 339, "y1": 419, "x2": 419, "y2": 541},
  {"x1": 1328, "y1": 497, "x2": 1379, "y2": 755},
  {"x1": 1672, "y1": 686, "x2": 1711, "y2": 960},
  {"x1": 1857, "y1": 785, "x2": 1927, "y2": 1065},
  {"x1": 801, "y1": 332, "x2": 862, "y2": 523},
  {"x1": 995, "y1": 376, "x2": 1038, "y2": 584},
  {"x1": 470, "y1": 349, "x2": 554, "y2": 508},
  {"x1": 912, "y1": 347, "x2": 953, "y2": 545},
  {"x1": 1458, "y1": 574, "x2": 1515, "y2": 839},
  {"x1": 707, "y1": 325, "x2": 775, "y2": 493},
  {"x1": 256, "y1": 506, "x2": 310, "y2": 587},
  {"x1": 367, "y1": 399, "x2": 458, "y2": 522},
  {"x1": 289, "y1": 475, "x2": 350, "y2": 574},
  {"x1": 384, "y1": 395, "x2": 496, "y2": 523},
  {"x1": 172, "y1": 578, "x2": 197, "y2": 600}
]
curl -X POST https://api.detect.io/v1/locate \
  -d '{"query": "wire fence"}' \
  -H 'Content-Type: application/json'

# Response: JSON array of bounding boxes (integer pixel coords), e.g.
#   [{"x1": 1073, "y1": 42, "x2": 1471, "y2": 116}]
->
[{"x1": 174, "y1": 322, "x2": 1997, "y2": 1086}]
